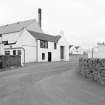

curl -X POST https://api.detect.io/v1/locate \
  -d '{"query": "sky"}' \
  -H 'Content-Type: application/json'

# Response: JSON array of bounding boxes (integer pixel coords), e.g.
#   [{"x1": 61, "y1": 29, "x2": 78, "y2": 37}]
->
[{"x1": 0, "y1": 0, "x2": 105, "y2": 49}]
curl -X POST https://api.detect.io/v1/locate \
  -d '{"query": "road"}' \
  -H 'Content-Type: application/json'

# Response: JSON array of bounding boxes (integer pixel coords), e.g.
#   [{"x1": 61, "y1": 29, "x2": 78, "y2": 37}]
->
[{"x1": 0, "y1": 61, "x2": 105, "y2": 105}]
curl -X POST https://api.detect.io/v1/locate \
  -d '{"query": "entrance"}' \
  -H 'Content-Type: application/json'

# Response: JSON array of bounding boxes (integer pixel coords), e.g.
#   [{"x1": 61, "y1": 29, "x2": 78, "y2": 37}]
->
[
  {"x1": 48, "y1": 52, "x2": 52, "y2": 62},
  {"x1": 60, "y1": 46, "x2": 64, "y2": 60}
]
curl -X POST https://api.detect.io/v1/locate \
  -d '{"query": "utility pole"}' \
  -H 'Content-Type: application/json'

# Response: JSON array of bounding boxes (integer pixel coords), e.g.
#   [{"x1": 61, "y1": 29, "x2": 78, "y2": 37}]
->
[{"x1": 92, "y1": 48, "x2": 94, "y2": 58}]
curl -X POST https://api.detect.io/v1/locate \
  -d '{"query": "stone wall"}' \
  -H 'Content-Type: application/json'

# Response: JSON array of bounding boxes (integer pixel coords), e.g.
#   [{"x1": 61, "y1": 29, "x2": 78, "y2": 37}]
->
[{"x1": 79, "y1": 58, "x2": 105, "y2": 85}]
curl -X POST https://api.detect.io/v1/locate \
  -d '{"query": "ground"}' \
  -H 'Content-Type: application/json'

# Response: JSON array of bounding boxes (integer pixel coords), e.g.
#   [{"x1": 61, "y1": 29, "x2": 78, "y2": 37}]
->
[{"x1": 0, "y1": 61, "x2": 105, "y2": 105}]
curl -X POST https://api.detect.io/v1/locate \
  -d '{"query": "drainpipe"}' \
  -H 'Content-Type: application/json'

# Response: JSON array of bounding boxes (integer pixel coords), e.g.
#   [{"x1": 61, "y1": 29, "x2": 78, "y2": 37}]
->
[
  {"x1": 36, "y1": 40, "x2": 38, "y2": 62},
  {"x1": 92, "y1": 48, "x2": 94, "y2": 58}
]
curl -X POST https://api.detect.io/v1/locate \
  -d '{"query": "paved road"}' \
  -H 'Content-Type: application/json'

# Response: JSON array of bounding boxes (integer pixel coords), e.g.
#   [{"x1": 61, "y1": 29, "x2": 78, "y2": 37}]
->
[{"x1": 0, "y1": 61, "x2": 105, "y2": 105}]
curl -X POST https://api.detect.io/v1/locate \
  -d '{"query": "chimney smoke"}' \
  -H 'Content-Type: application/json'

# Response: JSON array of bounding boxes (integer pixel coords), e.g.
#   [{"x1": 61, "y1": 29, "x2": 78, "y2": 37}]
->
[{"x1": 38, "y1": 8, "x2": 42, "y2": 28}]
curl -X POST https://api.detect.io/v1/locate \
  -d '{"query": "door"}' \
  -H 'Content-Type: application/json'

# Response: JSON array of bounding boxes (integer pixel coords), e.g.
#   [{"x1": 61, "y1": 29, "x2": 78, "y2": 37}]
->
[
  {"x1": 60, "y1": 46, "x2": 64, "y2": 60},
  {"x1": 48, "y1": 52, "x2": 52, "y2": 62}
]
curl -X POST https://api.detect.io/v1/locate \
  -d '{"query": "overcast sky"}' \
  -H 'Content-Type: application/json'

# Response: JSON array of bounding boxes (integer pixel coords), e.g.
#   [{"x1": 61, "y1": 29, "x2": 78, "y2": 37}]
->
[{"x1": 0, "y1": 0, "x2": 105, "y2": 49}]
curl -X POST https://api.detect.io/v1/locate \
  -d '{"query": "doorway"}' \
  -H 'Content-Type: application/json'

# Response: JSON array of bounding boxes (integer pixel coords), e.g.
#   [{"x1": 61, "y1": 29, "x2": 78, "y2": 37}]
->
[
  {"x1": 60, "y1": 46, "x2": 64, "y2": 60},
  {"x1": 48, "y1": 52, "x2": 52, "y2": 62}
]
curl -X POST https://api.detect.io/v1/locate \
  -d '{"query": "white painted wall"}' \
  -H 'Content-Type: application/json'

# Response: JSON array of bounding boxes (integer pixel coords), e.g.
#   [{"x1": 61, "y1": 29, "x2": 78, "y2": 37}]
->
[
  {"x1": 37, "y1": 40, "x2": 59, "y2": 62},
  {"x1": 57, "y1": 35, "x2": 69, "y2": 61},
  {"x1": 37, "y1": 35, "x2": 69, "y2": 62},
  {"x1": 88, "y1": 45, "x2": 105, "y2": 58},
  {"x1": 2, "y1": 29, "x2": 37, "y2": 64},
  {"x1": 17, "y1": 29, "x2": 37, "y2": 63},
  {"x1": 2, "y1": 31, "x2": 22, "y2": 43}
]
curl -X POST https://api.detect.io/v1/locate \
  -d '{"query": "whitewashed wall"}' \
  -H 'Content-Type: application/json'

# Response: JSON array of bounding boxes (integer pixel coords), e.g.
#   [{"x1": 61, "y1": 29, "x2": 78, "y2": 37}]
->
[
  {"x1": 3, "y1": 29, "x2": 37, "y2": 64},
  {"x1": 92, "y1": 45, "x2": 105, "y2": 58},
  {"x1": 17, "y1": 29, "x2": 37, "y2": 63},
  {"x1": 37, "y1": 40, "x2": 59, "y2": 62},
  {"x1": 37, "y1": 35, "x2": 69, "y2": 62},
  {"x1": 2, "y1": 31, "x2": 22, "y2": 43},
  {"x1": 57, "y1": 35, "x2": 69, "y2": 61}
]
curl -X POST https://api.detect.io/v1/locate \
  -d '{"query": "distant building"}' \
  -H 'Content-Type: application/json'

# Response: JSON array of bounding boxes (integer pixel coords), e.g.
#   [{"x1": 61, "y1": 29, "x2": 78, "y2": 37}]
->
[
  {"x1": 69, "y1": 46, "x2": 83, "y2": 55},
  {"x1": 88, "y1": 42, "x2": 105, "y2": 58}
]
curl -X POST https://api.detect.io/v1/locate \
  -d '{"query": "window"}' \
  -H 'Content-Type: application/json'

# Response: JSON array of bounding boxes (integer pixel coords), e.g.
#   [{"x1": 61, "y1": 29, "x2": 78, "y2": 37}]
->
[
  {"x1": 13, "y1": 50, "x2": 16, "y2": 55},
  {"x1": 17, "y1": 50, "x2": 21, "y2": 56},
  {"x1": 54, "y1": 43, "x2": 57, "y2": 49},
  {"x1": 42, "y1": 53, "x2": 45, "y2": 60},
  {"x1": 5, "y1": 51, "x2": 10, "y2": 55},
  {"x1": 40, "y1": 40, "x2": 48, "y2": 48}
]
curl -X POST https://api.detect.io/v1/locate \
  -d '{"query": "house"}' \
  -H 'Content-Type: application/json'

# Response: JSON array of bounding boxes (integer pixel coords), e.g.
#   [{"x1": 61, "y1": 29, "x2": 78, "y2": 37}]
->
[
  {"x1": 0, "y1": 18, "x2": 69, "y2": 65},
  {"x1": 0, "y1": 8, "x2": 69, "y2": 65},
  {"x1": 88, "y1": 42, "x2": 105, "y2": 58}
]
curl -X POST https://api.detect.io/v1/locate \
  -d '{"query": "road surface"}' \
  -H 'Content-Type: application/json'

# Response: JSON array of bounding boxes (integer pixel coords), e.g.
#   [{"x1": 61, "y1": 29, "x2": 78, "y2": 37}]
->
[{"x1": 0, "y1": 61, "x2": 105, "y2": 105}]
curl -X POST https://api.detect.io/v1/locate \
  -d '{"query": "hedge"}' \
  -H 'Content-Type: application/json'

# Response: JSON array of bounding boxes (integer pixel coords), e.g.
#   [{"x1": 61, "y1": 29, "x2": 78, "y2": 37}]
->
[{"x1": 79, "y1": 58, "x2": 105, "y2": 85}]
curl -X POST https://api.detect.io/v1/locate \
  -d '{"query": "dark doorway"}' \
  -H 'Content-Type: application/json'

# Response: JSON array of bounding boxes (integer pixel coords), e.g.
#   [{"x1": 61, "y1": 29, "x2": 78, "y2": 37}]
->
[
  {"x1": 48, "y1": 52, "x2": 52, "y2": 62},
  {"x1": 60, "y1": 46, "x2": 64, "y2": 60}
]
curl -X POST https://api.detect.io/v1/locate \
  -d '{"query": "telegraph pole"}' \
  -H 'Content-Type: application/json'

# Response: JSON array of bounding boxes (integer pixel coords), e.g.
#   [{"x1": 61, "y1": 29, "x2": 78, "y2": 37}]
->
[{"x1": 92, "y1": 48, "x2": 94, "y2": 58}]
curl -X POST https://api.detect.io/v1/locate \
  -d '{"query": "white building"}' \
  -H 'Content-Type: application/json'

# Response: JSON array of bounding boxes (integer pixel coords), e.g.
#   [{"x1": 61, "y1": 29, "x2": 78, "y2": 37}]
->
[
  {"x1": 88, "y1": 42, "x2": 105, "y2": 58},
  {"x1": 69, "y1": 46, "x2": 84, "y2": 55},
  {"x1": 0, "y1": 19, "x2": 69, "y2": 64}
]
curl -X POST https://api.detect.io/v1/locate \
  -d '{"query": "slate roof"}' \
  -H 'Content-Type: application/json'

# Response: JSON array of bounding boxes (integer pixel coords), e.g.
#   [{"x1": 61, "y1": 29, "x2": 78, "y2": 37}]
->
[
  {"x1": 0, "y1": 19, "x2": 61, "y2": 43},
  {"x1": 0, "y1": 19, "x2": 42, "y2": 34},
  {"x1": 27, "y1": 30, "x2": 61, "y2": 43}
]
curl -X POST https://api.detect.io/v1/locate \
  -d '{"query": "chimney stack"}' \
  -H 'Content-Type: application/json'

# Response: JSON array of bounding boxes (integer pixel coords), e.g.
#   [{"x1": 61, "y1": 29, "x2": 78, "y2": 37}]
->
[{"x1": 38, "y1": 8, "x2": 42, "y2": 28}]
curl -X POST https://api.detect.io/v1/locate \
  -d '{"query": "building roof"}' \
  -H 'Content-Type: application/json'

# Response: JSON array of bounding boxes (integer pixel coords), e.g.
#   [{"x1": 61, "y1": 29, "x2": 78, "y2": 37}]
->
[
  {"x1": 1, "y1": 19, "x2": 61, "y2": 43},
  {"x1": 27, "y1": 30, "x2": 61, "y2": 42},
  {"x1": 0, "y1": 19, "x2": 43, "y2": 34}
]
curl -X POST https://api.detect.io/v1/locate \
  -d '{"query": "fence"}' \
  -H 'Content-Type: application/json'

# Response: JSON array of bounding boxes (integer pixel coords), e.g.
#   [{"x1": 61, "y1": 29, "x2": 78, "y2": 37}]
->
[{"x1": 0, "y1": 55, "x2": 21, "y2": 69}]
